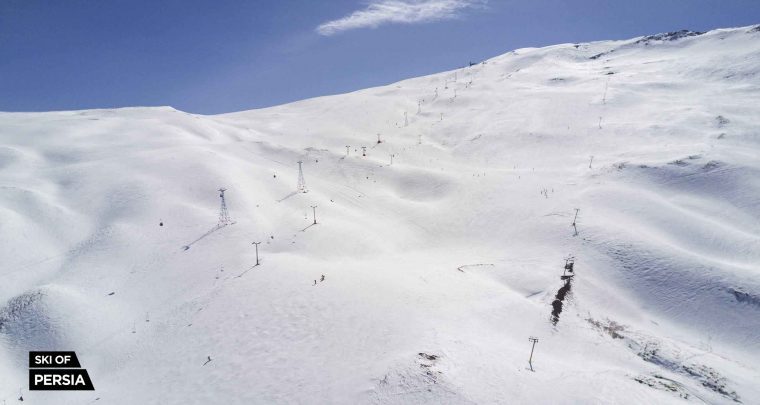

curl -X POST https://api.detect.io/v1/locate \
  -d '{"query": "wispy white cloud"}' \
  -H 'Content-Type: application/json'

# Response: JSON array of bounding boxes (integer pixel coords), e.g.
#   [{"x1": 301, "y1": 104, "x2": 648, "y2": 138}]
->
[{"x1": 316, "y1": 0, "x2": 485, "y2": 36}]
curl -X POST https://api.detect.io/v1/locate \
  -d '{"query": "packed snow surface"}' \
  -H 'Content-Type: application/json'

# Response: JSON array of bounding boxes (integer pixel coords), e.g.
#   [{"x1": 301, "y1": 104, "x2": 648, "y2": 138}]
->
[{"x1": 2, "y1": 25, "x2": 760, "y2": 404}]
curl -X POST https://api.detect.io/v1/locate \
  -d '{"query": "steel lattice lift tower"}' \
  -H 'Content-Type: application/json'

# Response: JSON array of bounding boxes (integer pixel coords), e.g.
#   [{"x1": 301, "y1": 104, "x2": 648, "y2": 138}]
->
[
  {"x1": 218, "y1": 188, "x2": 232, "y2": 226},
  {"x1": 297, "y1": 160, "x2": 308, "y2": 193}
]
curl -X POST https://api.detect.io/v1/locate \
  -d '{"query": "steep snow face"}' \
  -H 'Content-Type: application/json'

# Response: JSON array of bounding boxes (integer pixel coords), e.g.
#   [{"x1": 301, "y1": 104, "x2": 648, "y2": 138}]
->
[{"x1": 1, "y1": 25, "x2": 759, "y2": 404}]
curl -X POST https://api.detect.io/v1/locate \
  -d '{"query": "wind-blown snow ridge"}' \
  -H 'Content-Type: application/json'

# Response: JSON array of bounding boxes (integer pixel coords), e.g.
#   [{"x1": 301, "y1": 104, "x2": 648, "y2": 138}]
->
[{"x1": 1, "y1": 25, "x2": 759, "y2": 404}]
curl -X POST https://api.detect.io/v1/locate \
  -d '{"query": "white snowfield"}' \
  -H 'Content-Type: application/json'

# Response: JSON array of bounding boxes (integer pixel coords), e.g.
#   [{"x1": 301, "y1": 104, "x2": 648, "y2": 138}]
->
[{"x1": 1, "y1": 25, "x2": 759, "y2": 404}]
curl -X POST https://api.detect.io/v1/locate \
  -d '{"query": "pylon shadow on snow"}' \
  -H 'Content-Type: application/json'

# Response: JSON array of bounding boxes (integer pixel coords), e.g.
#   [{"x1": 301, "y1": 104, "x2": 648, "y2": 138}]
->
[
  {"x1": 181, "y1": 223, "x2": 228, "y2": 251},
  {"x1": 277, "y1": 191, "x2": 299, "y2": 203},
  {"x1": 301, "y1": 223, "x2": 318, "y2": 232}
]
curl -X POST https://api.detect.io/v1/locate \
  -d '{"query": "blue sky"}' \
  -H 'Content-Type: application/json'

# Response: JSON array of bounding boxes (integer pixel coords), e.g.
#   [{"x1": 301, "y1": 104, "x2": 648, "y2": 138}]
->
[{"x1": 1, "y1": 0, "x2": 758, "y2": 114}]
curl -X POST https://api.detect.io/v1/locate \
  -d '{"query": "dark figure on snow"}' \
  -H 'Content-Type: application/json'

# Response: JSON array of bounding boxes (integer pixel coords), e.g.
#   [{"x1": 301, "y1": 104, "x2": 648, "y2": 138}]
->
[{"x1": 320, "y1": 274, "x2": 325, "y2": 282}]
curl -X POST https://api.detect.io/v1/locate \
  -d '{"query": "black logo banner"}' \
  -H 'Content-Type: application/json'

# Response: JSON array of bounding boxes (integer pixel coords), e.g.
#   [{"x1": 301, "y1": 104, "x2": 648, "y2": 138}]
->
[
  {"x1": 29, "y1": 351, "x2": 81, "y2": 368},
  {"x1": 28, "y1": 351, "x2": 94, "y2": 391}
]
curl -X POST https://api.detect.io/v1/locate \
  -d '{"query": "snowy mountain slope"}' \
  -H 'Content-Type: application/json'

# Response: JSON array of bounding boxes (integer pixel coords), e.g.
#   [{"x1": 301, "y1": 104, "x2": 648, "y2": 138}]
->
[{"x1": 1, "y1": 25, "x2": 759, "y2": 404}]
